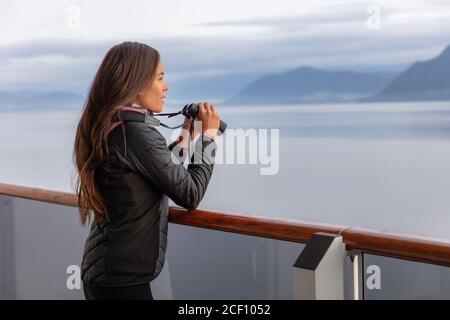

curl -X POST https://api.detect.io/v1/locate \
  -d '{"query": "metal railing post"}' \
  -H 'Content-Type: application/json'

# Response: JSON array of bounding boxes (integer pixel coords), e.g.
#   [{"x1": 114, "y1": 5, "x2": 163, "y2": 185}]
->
[
  {"x1": 0, "y1": 195, "x2": 16, "y2": 299},
  {"x1": 293, "y1": 232, "x2": 346, "y2": 300},
  {"x1": 348, "y1": 250, "x2": 364, "y2": 300}
]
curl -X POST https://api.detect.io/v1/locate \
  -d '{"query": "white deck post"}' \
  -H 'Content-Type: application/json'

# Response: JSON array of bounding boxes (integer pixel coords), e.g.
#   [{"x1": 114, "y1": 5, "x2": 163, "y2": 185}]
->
[{"x1": 293, "y1": 232, "x2": 346, "y2": 300}]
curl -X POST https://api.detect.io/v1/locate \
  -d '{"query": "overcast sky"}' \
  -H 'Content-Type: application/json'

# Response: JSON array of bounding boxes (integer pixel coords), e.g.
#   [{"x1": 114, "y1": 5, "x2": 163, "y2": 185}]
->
[{"x1": 1, "y1": 0, "x2": 450, "y2": 94}]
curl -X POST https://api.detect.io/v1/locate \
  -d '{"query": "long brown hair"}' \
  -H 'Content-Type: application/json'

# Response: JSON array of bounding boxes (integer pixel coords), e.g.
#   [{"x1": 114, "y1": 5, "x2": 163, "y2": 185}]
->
[{"x1": 73, "y1": 41, "x2": 160, "y2": 226}]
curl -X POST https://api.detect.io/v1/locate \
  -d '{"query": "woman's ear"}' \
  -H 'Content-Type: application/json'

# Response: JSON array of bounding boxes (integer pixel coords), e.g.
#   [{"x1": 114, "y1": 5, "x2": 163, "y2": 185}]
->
[
  {"x1": 134, "y1": 91, "x2": 144, "y2": 105},
  {"x1": 136, "y1": 85, "x2": 149, "y2": 102}
]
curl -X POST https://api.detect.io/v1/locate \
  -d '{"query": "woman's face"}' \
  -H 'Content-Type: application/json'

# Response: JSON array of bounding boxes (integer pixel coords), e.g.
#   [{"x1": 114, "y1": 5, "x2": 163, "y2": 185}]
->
[{"x1": 136, "y1": 61, "x2": 168, "y2": 113}]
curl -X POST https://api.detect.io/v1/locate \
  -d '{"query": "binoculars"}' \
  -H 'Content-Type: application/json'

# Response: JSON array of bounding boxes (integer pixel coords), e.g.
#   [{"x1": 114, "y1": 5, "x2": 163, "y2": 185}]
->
[{"x1": 181, "y1": 103, "x2": 227, "y2": 134}]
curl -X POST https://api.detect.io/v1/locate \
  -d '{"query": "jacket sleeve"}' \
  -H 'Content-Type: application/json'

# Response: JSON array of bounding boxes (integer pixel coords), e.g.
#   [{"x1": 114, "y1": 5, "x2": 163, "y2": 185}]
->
[
  {"x1": 125, "y1": 123, "x2": 216, "y2": 210},
  {"x1": 168, "y1": 139, "x2": 188, "y2": 165}
]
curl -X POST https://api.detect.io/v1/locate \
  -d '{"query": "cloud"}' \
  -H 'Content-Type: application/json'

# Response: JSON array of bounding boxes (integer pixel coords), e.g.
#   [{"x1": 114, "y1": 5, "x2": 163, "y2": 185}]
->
[
  {"x1": 192, "y1": 5, "x2": 365, "y2": 29},
  {"x1": 1, "y1": 0, "x2": 450, "y2": 96}
]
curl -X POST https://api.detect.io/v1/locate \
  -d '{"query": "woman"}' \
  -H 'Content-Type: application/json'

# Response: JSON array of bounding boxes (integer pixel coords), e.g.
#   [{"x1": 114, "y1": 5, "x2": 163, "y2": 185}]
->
[{"x1": 73, "y1": 41, "x2": 220, "y2": 300}]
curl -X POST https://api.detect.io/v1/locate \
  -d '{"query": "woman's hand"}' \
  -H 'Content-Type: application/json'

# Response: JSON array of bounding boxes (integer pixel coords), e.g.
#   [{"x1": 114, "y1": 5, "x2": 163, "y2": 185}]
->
[
  {"x1": 175, "y1": 101, "x2": 219, "y2": 147},
  {"x1": 197, "y1": 101, "x2": 220, "y2": 140},
  {"x1": 181, "y1": 115, "x2": 198, "y2": 141},
  {"x1": 175, "y1": 113, "x2": 199, "y2": 149}
]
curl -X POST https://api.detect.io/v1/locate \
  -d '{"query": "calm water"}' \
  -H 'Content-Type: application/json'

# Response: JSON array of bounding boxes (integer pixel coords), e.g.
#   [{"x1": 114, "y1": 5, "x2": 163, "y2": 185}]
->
[{"x1": 1, "y1": 101, "x2": 450, "y2": 239}]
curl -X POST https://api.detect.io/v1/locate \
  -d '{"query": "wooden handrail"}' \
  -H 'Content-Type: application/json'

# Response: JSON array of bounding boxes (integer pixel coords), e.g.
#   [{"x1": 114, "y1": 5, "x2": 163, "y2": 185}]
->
[
  {"x1": 0, "y1": 183, "x2": 77, "y2": 207},
  {"x1": 344, "y1": 228, "x2": 450, "y2": 267},
  {"x1": 1, "y1": 182, "x2": 450, "y2": 267},
  {"x1": 169, "y1": 206, "x2": 346, "y2": 244}
]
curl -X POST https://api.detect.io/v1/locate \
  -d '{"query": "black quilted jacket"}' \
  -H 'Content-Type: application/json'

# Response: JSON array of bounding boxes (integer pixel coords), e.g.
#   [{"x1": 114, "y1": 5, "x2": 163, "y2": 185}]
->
[{"x1": 81, "y1": 107, "x2": 216, "y2": 286}]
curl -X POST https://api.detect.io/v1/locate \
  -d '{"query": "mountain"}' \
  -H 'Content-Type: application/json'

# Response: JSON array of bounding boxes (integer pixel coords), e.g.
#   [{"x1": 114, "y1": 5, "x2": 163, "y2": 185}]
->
[
  {"x1": 368, "y1": 45, "x2": 450, "y2": 102},
  {"x1": 169, "y1": 72, "x2": 263, "y2": 104},
  {"x1": 0, "y1": 90, "x2": 83, "y2": 111},
  {"x1": 224, "y1": 67, "x2": 396, "y2": 105}
]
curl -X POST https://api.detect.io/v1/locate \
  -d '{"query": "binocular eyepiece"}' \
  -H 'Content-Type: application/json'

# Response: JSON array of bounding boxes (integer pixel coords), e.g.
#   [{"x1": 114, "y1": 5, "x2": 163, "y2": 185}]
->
[{"x1": 181, "y1": 103, "x2": 227, "y2": 134}]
